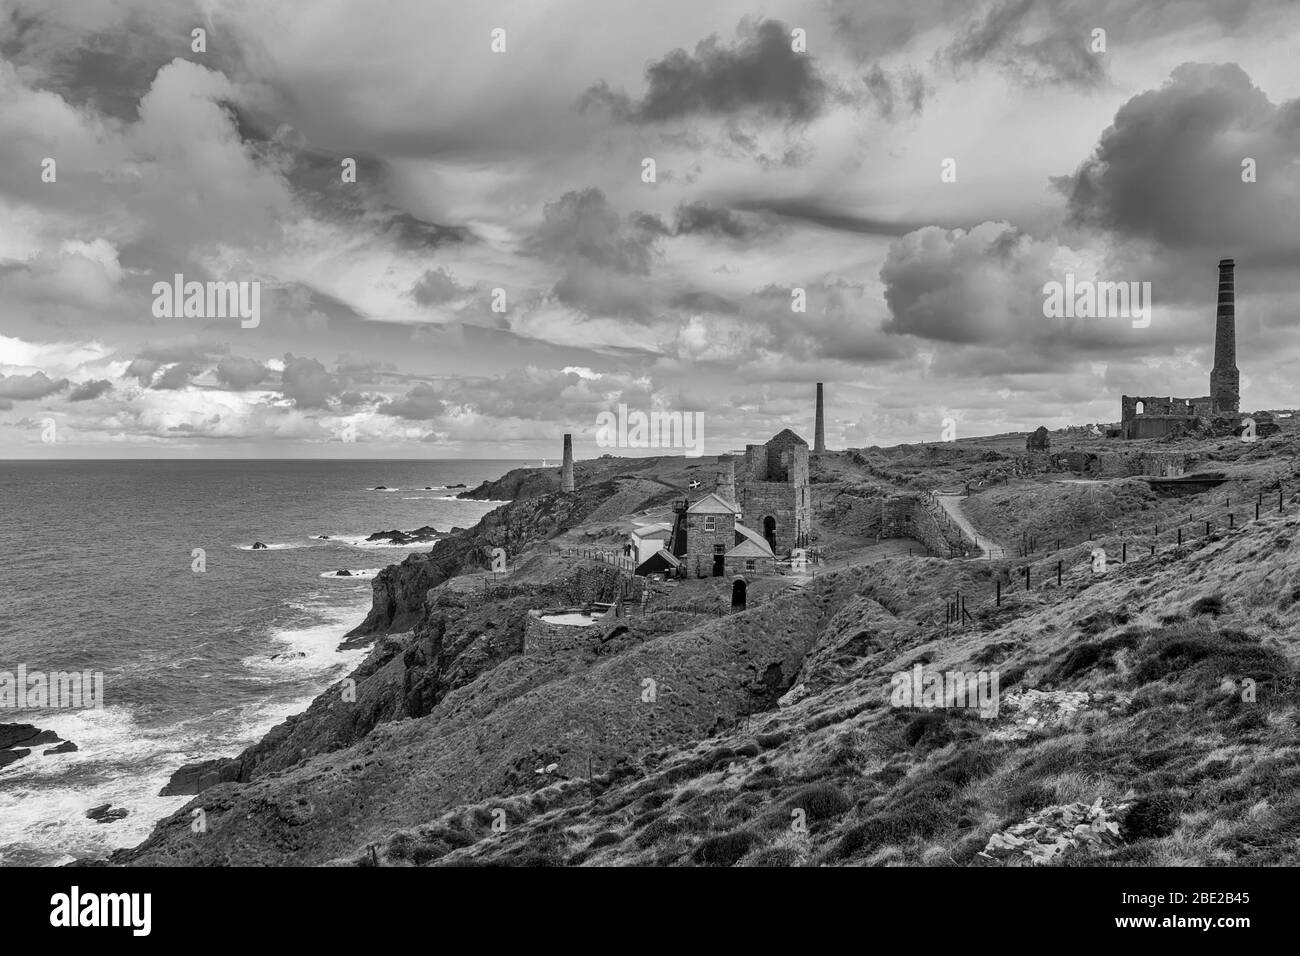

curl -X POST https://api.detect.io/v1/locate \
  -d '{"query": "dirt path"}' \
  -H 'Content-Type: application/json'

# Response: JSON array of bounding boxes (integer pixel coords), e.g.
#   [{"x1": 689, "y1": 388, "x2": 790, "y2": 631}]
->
[{"x1": 935, "y1": 494, "x2": 1006, "y2": 559}]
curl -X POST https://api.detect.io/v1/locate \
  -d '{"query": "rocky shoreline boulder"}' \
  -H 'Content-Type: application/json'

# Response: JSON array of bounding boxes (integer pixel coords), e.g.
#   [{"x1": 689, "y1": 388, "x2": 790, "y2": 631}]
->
[{"x1": 1, "y1": 723, "x2": 71, "y2": 768}]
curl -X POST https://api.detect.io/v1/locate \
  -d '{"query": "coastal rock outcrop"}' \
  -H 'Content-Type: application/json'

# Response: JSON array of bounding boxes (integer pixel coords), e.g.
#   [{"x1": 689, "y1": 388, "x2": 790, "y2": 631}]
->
[
  {"x1": 1, "y1": 723, "x2": 68, "y2": 768},
  {"x1": 349, "y1": 477, "x2": 674, "y2": 639},
  {"x1": 86, "y1": 804, "x2": 129, "y2": 824}
]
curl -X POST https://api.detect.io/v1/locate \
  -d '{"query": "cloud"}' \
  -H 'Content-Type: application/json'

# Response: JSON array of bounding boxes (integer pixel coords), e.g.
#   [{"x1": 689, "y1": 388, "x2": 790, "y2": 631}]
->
[
  {"x1": 672, "y1": 200, "x2": 762, "y2": 239},
  {"x1": 582, "y1": 19, "x2": 830, "y2": 123},
  {"x1": 0, "y1": 370, "x2": 68, "y2": 399},
  {"x1": 152, "y1": 362, "x2": 200, "y2": 390},
  {"x1": 410, "y1": 266, "x2": 472, "y2": 306},
  {"x1": 881, "y1": 222, "x2": 1057, "y2": 345},
  {"x1": 861, "y1": 64, "x2": 928, "y2": 120},
  {"x1": 378, "y1": 381, "x2": 446, "y2": 421},
  {"x1": 215, "y1": 355, "x2": 271, "y2": 389},
  {"x1": 1059, "y1": 62, "x2": 1300, "y2": 260},
  {"x1": 67, "y1": 378, "x2": 113, "y2": 401},
  {"x1": 124, "y1": 358, "x2": 160, "y2": 385},
  {"x1": 942, "y1": 0, "x2": 1107, "y2": 87},
  {"x1": 528, "y1": 188, "x2": 662, "y2": 275},
  {"x1": 280, "y1": 353, "x2": 335, "y2": 408}
]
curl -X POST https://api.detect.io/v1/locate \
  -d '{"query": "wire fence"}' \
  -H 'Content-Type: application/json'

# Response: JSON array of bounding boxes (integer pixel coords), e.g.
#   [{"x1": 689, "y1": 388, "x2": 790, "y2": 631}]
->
[{"x1": 939, "y1": 478, "x2": 1295, "y2": 634}]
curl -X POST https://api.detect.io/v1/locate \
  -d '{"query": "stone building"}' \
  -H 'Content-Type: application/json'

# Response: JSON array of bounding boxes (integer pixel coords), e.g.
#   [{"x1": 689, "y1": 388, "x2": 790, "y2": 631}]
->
[
  {"x1": 737, "y1": 429, "x2": 811, "y2": 555},
  {"x1": 1121, "y1": 258, "x2": 1241, "y2": 439},
  {"x1": 664, "y1": 492, "x2": 776, "y2": 578}
]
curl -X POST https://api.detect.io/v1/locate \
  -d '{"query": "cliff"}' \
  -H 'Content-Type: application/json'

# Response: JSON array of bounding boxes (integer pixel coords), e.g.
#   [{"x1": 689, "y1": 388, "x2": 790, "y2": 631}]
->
[
  {"x1": 346, "y1": 475, "x2": 675, "y2": 638},
  {"x1": 107, "y1": 438, "x2": 1300, "y2": 867}
]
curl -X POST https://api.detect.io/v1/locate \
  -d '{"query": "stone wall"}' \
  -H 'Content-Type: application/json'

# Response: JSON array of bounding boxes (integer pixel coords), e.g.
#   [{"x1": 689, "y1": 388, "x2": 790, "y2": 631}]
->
[
  {"x1": 828, "y1": 492, "x2": 967, "y2": 555},
  {"x1": 911, "y1": 498, "x2": 968, "y2": 556},
  {"x1": 523, "y1": 615, "x2": 605, "y2": 656},
  {"x1": 683, "y1": 512, "x2": 737, "y2": 578},
  {"x1": 725, "y1": 554, "x2": 775, "y2": 576},
  {"x1": 739, "y1": 481, "x2": 798, "y2": 554}
]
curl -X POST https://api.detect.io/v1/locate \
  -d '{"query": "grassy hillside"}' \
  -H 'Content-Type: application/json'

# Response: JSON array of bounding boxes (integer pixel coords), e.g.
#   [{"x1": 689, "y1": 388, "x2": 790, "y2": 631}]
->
[
  {"x1": 346, "y1": 507, "x2": 1300, "y2": 867},
  {"x1": 107, "y1": 436, "x2": 1300, "y2": 867}
]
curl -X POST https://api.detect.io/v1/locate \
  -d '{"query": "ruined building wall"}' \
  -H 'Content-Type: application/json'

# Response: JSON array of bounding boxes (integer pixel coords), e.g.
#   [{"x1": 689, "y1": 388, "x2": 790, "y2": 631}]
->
[
  {"x1": 738, "y1": 481, "x2": 798, "y2": 553},
  {"x1": 838, "y1": 494, "x2": 964, "y2": 555},
  {"x1": 764, "y1": 433, "x2": 805, "y2": 481},
  {"x1": 737, "y1": 448, "x2": 810, "y2": 553}
]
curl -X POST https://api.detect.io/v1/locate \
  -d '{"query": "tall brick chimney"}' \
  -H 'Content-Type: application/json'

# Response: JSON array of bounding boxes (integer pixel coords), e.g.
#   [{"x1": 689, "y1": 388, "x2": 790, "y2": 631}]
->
[
  {"x1": 1210, "y1": 258, "x2": 1239, "y2": 415},
  {"x1": 561, "y1": 433, "x2": 574, "y2": 492},
  {"x1": 814, "y1": 382, "x2": 826, "y2": 454}
]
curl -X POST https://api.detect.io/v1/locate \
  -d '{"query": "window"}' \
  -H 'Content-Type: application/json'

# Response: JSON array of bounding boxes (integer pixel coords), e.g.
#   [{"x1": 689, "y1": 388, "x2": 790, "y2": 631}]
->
[
  {"x1": 713, "y1": 544, "x2": 726, "y2": 555},
  {"x1": 745, "y1": 559, "x2": 756, "y2": 572},
  {"x1": 704, "y1": 516, "x2": 716, "y2": 532}
]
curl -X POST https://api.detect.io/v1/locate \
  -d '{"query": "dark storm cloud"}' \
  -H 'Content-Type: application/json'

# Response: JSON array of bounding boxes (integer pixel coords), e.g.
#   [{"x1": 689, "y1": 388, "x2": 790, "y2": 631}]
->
[
  {"x1": 152, "y1": 362, "x2": 200, "y2": 390},
  {"x1": 742, "y1": 281, "x2": 911, "y2": 365},
  {"x1": 124, "y1": 359, "x2": 160, "y2": 386},
  {"x1": 671, "y1": 290, "x2": 739, "y2": 314},
  {"x1": 0, "y1": 371, "x2": 68, "y2": 400},
  {"x1": 878, "y1": 221, "x2": 1198, "y2": 373},
  {"x1": 861, "y1": 65, "x2": 928, "y2": 120},
  {"x1": 1058, "y1": 62, "x2": 1300, "y2": 259},
  {"x1": 942, "y1": 0, "x2": 1106, "y2": 87},
  {"x1": 553, "y1": 268, "x2": 655, "y2": 321},
  {"x1": 410, "y1": 267, "x2": 472, "y2": 306},
  {"x1": 381, "y1": 212, "x2": 469, "y2": 250},
  {"x1": 731, "y1": 198, "x2": 936, "y2": 237},
  {"x1": 672, "y1": 200, "x2": 760, "y2": 239},
  {"x1": 67, "y1": 379, "x2": 113, "y2": 401},
  {"x1": 280, "y1": 353, "x2": 336, "y2": 409},
  {"x1": 528, "y1": 188, "x2": 662, "y2": 275},
  {"x1": 378, "y1": 382, "x2": 446, "y2": 421},
  {"x1": 581, "y1": 19, "x2": 829, "y2": 123},
  {"x1": 215, "y1": 356, "x2": 272, "y2": 389},
  {"x1": 0, "y1": 0, "x2": 221, "y2": 121}
]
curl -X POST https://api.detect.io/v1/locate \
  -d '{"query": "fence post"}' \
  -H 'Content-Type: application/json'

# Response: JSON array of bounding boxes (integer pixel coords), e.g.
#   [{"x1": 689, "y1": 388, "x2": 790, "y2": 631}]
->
[
  {"x1": 1177, "y1": 528, "x2": 1182, "y2": 546},
  {"x1": 1057, "y1": 561, "x2": 1062, "y2": 586},
  {"x1": 1205, "y1": 520, "x2": 1211, "y2": 537},
  {"x1": 1256, "y1": 503, "x2": 1261, "y2": 521},
  {"x1": 1023, "y1": 566, "x2": 1031, "y2": 591},
  {"x1": 1229, "y1": 513, "x2": 1234, "y2": 530},
  {"x1": 996, "y1": 580, "x2": 1001, "y2": 606},
  {"x1": 1122, "y1": 542, "x2": 1127, "y2": 563}
]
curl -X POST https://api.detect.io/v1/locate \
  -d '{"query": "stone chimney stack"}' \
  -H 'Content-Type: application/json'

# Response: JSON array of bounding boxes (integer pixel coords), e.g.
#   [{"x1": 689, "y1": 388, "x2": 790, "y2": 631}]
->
[
  {"x1": 716, "y1": 459, "x2": 736, "y2": 504},
  {"x1": 1210, "y1": 258, "x2": 1239, "y2": 415},
  {"x1": 814, "y1": 382, "x2": 826, "y2": 454},
  {"x1": 561, "y1": 433, "x2": 574, "y2": 492}
]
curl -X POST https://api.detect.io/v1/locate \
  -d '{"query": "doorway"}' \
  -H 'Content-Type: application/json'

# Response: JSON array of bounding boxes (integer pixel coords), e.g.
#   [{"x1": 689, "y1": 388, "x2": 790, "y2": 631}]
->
[
  {"x1": 731, "y1": 578, "x2": 747, "y2": 611},
  {"x1": 763, "y1": 515, "x2": 777, "y2": 553}
]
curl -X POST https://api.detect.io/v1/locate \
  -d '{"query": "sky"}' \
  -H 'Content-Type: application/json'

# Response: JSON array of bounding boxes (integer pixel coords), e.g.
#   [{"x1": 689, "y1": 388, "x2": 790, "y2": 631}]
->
[{"x1": 2, "y1": 0, "x2": 1300, "y2": 459}]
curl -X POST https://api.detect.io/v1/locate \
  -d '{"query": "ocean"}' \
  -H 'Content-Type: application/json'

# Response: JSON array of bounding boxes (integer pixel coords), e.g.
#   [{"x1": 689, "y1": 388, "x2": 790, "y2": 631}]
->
[{"x1": 0, "y1": 459, "x2": 519, "y2": 866}]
